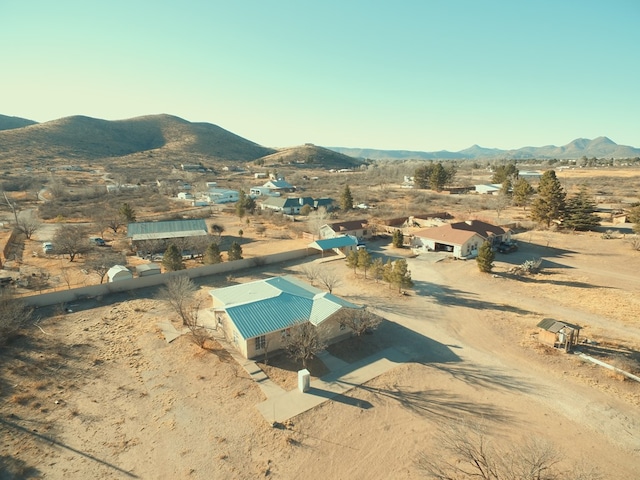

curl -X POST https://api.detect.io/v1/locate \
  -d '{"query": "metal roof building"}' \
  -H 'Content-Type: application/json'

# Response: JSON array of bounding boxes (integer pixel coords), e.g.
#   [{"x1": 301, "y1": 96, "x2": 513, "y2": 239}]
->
[
  {"x1": 210, "y1": 275, "x2": 361, "y2": 359},
  {"x1": 307, "y1": 235, "x2": 358, "y2": 254},
  {"x1": 127, "y1": 219, "x2": 208, "y2": 242}
]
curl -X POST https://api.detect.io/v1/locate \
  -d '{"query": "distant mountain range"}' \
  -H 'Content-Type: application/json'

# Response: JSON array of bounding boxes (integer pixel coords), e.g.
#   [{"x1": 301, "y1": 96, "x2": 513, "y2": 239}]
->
[
  {"x1": 1, "y1": 114, "x2": 638, "y2": 169},
  {"x1": 329, "y1": 137, "x2": 640, "y2": 160}
]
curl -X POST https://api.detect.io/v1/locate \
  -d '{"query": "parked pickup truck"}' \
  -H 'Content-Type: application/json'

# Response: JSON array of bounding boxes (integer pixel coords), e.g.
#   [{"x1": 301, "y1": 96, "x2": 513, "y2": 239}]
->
[{"x1": 497, "y1": 241, "x2": 518, "y2": 253}]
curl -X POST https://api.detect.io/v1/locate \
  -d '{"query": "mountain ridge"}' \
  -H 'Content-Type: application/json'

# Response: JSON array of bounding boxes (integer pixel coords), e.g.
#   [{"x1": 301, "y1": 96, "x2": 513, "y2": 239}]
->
[
  {"x1": 1, "y1": 113, "x2": 638, "y2": 163},
  {"x1": 329, "y1": 136, "x2": 640, "y2": 160}
]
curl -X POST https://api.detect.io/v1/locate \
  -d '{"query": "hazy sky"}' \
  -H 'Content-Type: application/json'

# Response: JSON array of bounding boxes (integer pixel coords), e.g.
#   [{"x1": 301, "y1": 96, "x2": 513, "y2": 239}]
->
[{"x1": 2, "y1": 1, "x2": 639, "y2": 151}]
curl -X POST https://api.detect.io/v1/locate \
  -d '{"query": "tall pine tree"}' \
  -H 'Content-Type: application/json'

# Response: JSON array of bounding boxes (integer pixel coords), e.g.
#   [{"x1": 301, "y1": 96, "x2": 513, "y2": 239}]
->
[
  {"x1": 530, "y1": 170, "x2": 566, "y2": 227},
  {"x1": 512, "y1": 178, "x2": 535, "y2": 210},
  {"x1": 340, "y1": 185, "x2": 354, "y2": 211},
  {"x1": 162, "y1": 243, "x2": 184, "y2": 271},
  {"x1": 563, "y1": 186, "x2": 600, "y2": 231}
]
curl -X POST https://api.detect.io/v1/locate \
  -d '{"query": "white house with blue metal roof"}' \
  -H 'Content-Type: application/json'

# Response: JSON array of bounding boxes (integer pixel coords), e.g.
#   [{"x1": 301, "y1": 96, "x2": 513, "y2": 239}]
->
[{"x1": 210, "y1": 275, "x2": 361, "y2": 359}]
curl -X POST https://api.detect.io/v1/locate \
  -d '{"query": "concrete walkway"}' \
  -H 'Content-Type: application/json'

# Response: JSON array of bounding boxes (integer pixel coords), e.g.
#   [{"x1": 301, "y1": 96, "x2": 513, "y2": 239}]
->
[{"x1": 256, "y1": 347, "x2": 409, "y2": 423}]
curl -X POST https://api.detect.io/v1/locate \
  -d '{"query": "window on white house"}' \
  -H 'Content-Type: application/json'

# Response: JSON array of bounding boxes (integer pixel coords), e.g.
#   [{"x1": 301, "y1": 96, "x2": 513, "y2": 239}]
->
[{"x1": 255, "y1": 335, "x2": 266, "y2": 350}]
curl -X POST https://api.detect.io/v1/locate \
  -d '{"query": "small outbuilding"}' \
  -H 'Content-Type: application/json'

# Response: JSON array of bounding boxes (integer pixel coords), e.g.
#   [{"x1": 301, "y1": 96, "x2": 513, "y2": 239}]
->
[
  {"x1": 107, "y1": 265, "x2": 133, "y2": 283},
  {"x1": 536, "y1": 318, "x2": 581, "y2": 352},
  {"x1": 136, "y1": 263, "x2": 161, "y2": 277}
]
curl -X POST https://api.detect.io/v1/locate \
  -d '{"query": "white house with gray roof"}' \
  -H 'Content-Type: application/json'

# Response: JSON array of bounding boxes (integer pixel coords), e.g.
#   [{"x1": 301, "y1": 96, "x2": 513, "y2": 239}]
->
[{"x1": 210, "y1": 275, "x2": 361, "y2": 359}]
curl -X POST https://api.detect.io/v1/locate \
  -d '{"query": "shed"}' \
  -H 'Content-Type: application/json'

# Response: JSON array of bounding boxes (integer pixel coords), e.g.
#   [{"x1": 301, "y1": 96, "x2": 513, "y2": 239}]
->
[
  {"x1": 107, "y1": 265, "x2": 133, "y2": 282},
  {"x1": 536, "y1": 318, "x2": 581, "y2": 352},
  {"x1": 136, "y1": 263, "x2": 161, "y2": 277}
]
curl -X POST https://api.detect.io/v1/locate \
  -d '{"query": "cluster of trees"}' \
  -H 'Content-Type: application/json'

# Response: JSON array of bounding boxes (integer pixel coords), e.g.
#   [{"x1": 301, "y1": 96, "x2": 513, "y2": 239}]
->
[
  {"x1": 530, "y1": 171, "x2": 600, "y2": 231},
  {"x1": 414, "y1": 162, "x2": 457, "y2": 191},
  {"x1": 235, "y1": 189, "x2": 256, "y2": 219},
  {"x1": 345, "y1": 250, "x2": 413, "y2": 292},
  {"x1": 161, "y1": 240, "x2": 243, "y2": 272}
]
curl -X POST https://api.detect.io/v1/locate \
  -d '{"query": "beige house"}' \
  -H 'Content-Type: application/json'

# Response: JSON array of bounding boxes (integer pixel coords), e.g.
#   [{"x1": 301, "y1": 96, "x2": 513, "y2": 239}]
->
[
  {"x1": 210, "y1": 276, "x2": 361, "y2": 359},
  {"x1": 319, "y1": 220, "x2": 370, "y2": 241},
  {"x1": 412, "y1": 220, "x2": 510, "y2": 259}
]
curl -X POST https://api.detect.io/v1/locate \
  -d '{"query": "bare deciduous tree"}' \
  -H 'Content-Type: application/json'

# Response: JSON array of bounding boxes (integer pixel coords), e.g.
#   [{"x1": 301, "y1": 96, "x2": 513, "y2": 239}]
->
[
  {"x1": 301, "y1": 264, "x2": 320, "y2": 285},
  {"x1": 284, "y1": 321, "x2": 326, "y2": 369},
  {"x1": 317, "y1": 268, "x2": 342, "y2": 293},
  {"x1": 53, "y1": 224, "x2": 91, "y2": 262},
  {"x1": 416, "y1": 422, "x2": 601, "y2": 480},
  {"x1": 335, "y1": 308, "x2": 382, "y2": 337},
  {"x1": 15, "y1": 212, "x2": 42, "y2": 239},
  {"x1": 95, "y1": 207, "x2": 124, "y2": 235},
  {"x1": 307, "y1": 206, "x2": 329, "y2": 238},
  {"x1": 0, "y1": 290, "x2": 33, "y2": 345},
  {"x1": 158, "y1": 275, "x2": 209, "y2": 348}
]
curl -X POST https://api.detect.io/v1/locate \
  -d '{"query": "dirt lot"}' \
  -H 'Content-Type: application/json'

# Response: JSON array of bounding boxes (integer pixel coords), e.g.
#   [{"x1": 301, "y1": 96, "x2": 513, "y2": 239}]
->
[{"x1": 1, "y1": 222, "x2": 640, "y2": 478}]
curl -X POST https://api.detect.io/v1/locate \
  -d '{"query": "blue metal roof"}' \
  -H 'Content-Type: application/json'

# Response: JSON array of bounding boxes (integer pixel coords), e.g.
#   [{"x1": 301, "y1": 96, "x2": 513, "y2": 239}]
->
[
  {"x1": 210, "y1": 275, "x2": 360, "y2": 340},
  {"x1": 308, "y1": 235, "x2": 357, "y2": 251}
]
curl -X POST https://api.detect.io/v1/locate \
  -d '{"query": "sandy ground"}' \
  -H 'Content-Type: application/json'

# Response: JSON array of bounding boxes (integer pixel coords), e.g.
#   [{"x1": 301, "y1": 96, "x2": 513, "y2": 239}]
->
[{"x1": 1, "y1": 226, "x2": 639, "y2": 479}]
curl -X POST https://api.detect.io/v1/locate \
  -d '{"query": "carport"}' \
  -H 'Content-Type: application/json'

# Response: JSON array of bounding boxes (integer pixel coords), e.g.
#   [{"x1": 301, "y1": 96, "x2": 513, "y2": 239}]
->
[{"x1": 307, "y1": 235, "x2": 357, "y2": 257}]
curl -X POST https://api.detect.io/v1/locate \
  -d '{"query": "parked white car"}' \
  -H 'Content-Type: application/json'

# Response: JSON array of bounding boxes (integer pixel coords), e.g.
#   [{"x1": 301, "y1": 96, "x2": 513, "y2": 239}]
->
[{"x1": 42, "y1": 242, "x2": 53, "y2": 253}]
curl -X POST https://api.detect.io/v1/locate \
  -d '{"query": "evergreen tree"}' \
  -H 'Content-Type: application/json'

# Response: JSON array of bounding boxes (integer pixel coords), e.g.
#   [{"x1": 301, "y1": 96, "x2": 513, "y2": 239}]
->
[
  {"x1": 357, "y1": 248, "x2": 372, "y2": 279},
  {"x1": 382, "y1": 258, "x2": 394, "y2": 285},
  {"x1": 491, "y1": 162, "x2": 518, "y2": 184},
  {"x1": 429, "y1": 162, "x2": 448, "y2": 191},
  {"x1": 392, "y1": 229, "x2": 404, "y2": 248},
  {"x1": 162, "y1": 243, "x2": 184, "y2": 271},
  {"x1": 228, "y1": 242, "x2": 243, "y2": 261},
  {"x1": 391, "y1": 259, "x2": 413, "y2": 293},
  {"x1": 119, "y1": 202, "x2": 136, "y2": 223},
  {"x1": 371, "y1": 257, "x2": 385, "y2": 283},
  {"x1": 512, "y1": 178, "x2": 535, "y2": 210},
  {"x1": 563, "y1": 186, "x2": 600, "y2": 231},
  {"x1": 476, "y1": 240, "x2": 495, "y2": 273},
  {"x1": 414, "y1": 163, "x2": 434, "y2": 189},
  {"x1": 340, "y1": 185, "x2": 354, "y2": 211},
  {"x1": 236, "y1": 189, "x2": 256, "y2": 218},
  {"x1": 203, "y1": 242, "x2": 222, "y2": 264},
  {"x1": 500, "y1": 178, "x2": 513, "y2": 196},
  {"x1": 235, "y1": 190, "x2": 247, "y2": 219},
  {"x1": 346, "y1": 250, "x2": 359, "y2": 274},
  {"x1": 530, "y1": 170, "x2": 566, "y2": 227}
]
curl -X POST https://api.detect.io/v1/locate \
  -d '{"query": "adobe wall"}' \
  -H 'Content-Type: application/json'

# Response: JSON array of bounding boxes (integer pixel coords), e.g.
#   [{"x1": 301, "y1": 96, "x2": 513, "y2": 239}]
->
[{"x1": 22, "y1": 248, "x2": 314, "y2": 308}]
